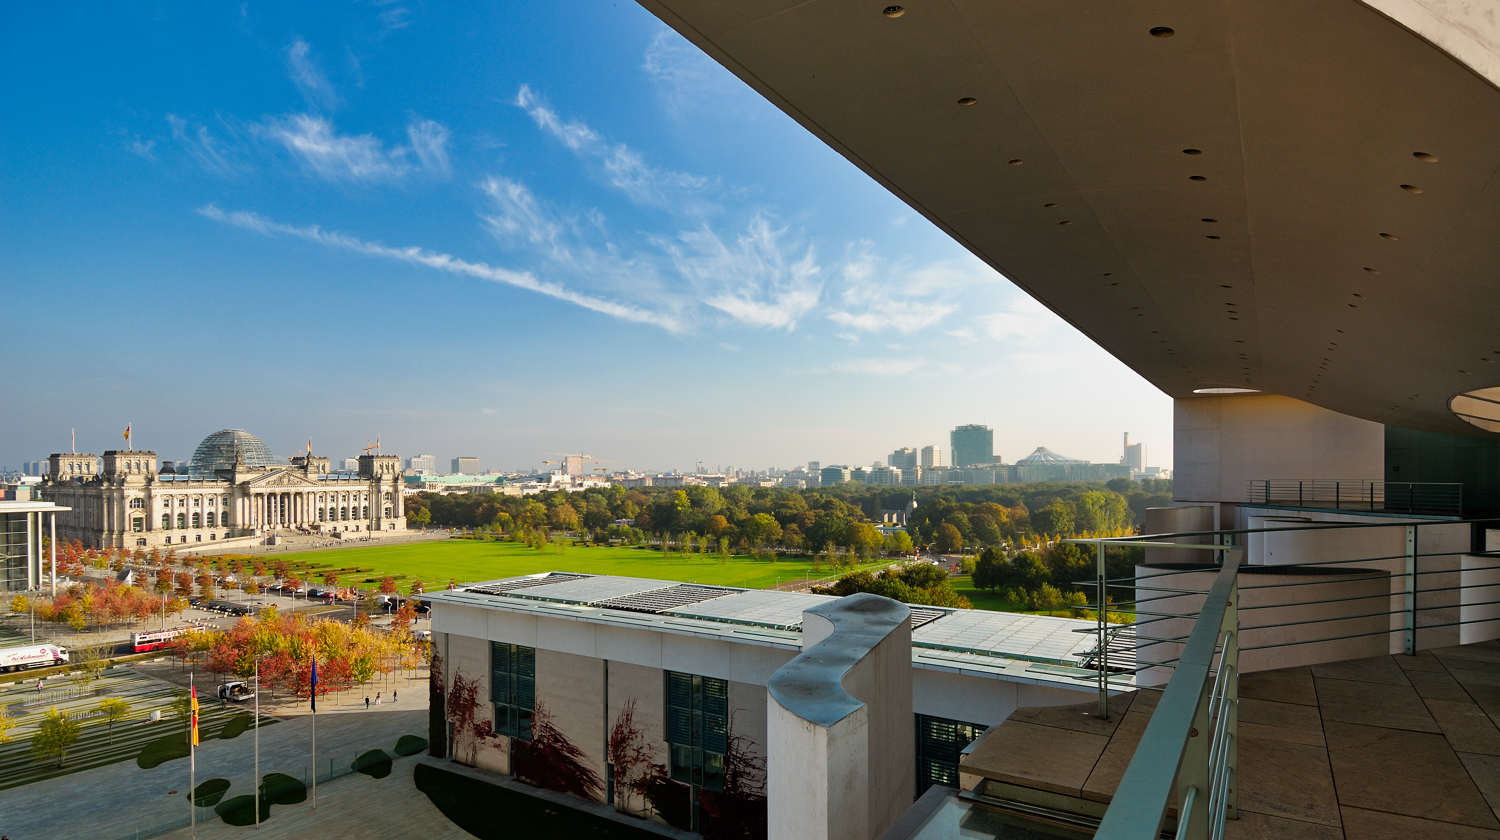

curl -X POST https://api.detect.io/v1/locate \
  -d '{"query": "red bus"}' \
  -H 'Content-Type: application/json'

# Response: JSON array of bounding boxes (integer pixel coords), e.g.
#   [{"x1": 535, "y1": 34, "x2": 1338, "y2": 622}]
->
[{"x1": 131, "y1": 627, "x2": 192, "y2": 652}]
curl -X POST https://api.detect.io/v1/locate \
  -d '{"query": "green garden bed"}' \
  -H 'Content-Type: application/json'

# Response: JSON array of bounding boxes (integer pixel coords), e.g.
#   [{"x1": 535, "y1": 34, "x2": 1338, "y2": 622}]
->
[
  {"x1": 393, "y1": 734, "x2": 428, "y2": 756},
  {"x1": 352, "y1": 749, "x2": 393, "y2": 778},
  {"x1": 191, "y1": 777, "x2": 230, "y2": 806}
]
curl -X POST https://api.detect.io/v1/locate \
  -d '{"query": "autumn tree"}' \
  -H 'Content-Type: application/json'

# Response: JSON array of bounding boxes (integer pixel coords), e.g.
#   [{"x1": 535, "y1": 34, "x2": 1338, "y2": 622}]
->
[
  {"x1": 31, "y1": 708, "x2": 81, "y2": 767},
  {"x1": 379, "y1": 577, "x2": 398, "y2": 595},
  {"x1": 98, "y1": 697, "x2": 132, "y2": 743},
  {"x1": 0, "y1": 707, "x2": 14, "y2": 743},
  {"x1": 934, "y1": 522, "x2": 964, "y2": 554}
]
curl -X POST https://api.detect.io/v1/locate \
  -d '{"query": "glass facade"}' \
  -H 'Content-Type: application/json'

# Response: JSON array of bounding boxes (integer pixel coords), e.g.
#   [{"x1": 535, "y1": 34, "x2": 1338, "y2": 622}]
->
[
  {"x1": 916, "y1": 714, "x2": 988, "y2": 795},
  {"x1": 0, "y1": 513, "x2": 30, "y2": 592},
  {"x1": 489, "y1": 642, "x2": 535, "y2": 740},
  {"x1": 665, "y1": 671, "x2": 728, "y2": 790}
]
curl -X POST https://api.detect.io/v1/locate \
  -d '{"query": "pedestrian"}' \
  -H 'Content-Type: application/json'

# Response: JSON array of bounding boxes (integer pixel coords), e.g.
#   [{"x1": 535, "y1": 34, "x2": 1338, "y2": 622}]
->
[
  {"x1": 364, "y1": 696, "x2": 370, "y2": 709},
  {"x1": 36, "y1": 679, "x2": 42, "y2": 693},
  {"x1": 392, "y1": 688, "x2": 398, "y2": 703},
  {"x1": 375, "y1": 692, "x2": 382, "y2": 705}
]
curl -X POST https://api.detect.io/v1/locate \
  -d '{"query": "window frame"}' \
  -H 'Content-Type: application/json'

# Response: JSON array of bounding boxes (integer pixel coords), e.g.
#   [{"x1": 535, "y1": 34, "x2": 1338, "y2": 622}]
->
[
  {"x1": 489, "y1": 642, "x2": 536, "y2": 741},
  {"x1": 664, "y1": 671, "x2": 728, "y2": 791}
]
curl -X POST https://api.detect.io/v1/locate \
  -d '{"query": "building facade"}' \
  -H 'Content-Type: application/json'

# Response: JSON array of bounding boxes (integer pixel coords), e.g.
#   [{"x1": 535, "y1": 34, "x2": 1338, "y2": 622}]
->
[
  {"x1": 919, "y1": 445, "x2": 943, "y2": 469},
  {"x1": 427, "y1": 573, "x2": 1092, "y2": 837},
  {"x1": 452, "y1": 456, "x2": 481, "y2": 475},
  {"x1": 949, "y1": 425, "x2": 993, "y2": 468},
  {"x1": 41, "y1": 429, "x2": 406, "y2": 550},
  {"x1": 407, "y1": 453, "x2": 437, "y2": 474},
  {"x1": 0, "y1": 499, "x2": 69, "y2": 593},
  {"x1": 887, "y1": 447, "x2": 918, "y2": 470}
]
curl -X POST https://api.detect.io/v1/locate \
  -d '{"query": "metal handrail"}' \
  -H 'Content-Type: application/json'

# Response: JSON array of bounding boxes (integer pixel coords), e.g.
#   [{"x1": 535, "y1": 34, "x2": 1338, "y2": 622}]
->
[
  {"x1": 1244, "y1": 478, "x2": 1463, "y2": 516},
  {"x1": 1090, "y1": 549, "x2": 1239, "y2": 839},
  {"x1": 1067, "y1": 516, "x2": 1500, "y2": 838}
]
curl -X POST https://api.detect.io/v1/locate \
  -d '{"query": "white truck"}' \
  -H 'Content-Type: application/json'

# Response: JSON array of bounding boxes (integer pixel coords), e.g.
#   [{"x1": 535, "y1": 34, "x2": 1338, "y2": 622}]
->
[{"x1": 0, "y1": 644, "x2": 70, "y2": 672}]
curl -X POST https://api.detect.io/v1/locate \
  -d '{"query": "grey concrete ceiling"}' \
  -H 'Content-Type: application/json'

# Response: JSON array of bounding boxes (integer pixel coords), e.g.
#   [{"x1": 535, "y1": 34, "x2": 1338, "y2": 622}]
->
[{"x1": 638, "y1": 0, "x2": 1500, "y2": 435}]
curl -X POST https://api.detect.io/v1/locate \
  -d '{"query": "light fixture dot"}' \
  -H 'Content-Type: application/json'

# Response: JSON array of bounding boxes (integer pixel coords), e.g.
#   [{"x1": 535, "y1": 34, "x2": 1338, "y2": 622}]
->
[
  {"x1": 1400, "y1": 184, "x2": 1423, "y2": 194},
  {"x1": 1007, "y1": 158, "x2": 1024, "y2": 166},
  {"x1": 1379, "y1": 232, "x2": 1398, "y2": 240},
  {"x1": 1150, "y1": 26, "x2": 1175, "y2": 38},
  {"x1": 882, "y1": 5, "x2": 906, "y2": 18},
  {"x1": 1189, "y1": 175, "x2": 1207, "y2": 182},
  {"x1": 957, "y1": 96, "x2": 978, "y2": 106},
  {"x1": 1413, "y1": 151, "x2": 1438, "y2": 163}
]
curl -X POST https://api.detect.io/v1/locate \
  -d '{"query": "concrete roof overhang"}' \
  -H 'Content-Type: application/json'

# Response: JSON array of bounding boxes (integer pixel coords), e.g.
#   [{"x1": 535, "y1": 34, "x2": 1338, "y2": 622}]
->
[{"x1": 637, "y1": 0, "x2": 1500, "y2": 435}]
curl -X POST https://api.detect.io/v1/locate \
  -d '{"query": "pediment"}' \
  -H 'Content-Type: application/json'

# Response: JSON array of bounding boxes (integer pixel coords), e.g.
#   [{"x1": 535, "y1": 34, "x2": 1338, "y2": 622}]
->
[{"x1": 244, "y1": 469, "x2": 324, "y2": 489}]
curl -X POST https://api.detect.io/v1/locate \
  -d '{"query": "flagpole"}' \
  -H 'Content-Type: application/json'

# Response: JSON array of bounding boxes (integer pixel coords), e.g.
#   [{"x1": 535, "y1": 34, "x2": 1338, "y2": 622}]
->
[
  {"x1": 254, "y1": 656, "x2": 260, "y2": 828},
  {"x1": 311, "y1": 656, "x2": 317, "y2": 810},
  {"x1": 190, "y1": 671, "x2": 196, "y2": 836}
]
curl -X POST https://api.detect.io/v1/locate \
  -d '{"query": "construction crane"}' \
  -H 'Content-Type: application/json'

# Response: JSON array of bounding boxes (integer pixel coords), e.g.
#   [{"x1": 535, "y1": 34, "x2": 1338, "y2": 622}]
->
[{"x1": 362, "y1": 437, "x2": 382, "y2": 455}]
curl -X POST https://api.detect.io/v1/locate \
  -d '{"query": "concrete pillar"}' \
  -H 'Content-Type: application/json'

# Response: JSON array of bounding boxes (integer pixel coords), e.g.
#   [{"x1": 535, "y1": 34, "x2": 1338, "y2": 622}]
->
[
  {"x1": 50, "y1": 512, "x2": 57, "y2": 597},
  {"x1": 767, "y1": 594, "x2": 914, "y2": 840},
  {"x1": 25, "y1": 511, "x2": 36, "y2": 590}
]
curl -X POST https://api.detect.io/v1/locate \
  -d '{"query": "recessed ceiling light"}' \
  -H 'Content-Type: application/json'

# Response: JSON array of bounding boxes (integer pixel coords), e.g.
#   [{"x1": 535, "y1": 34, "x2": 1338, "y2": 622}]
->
[
  {"x1": 1413, "y1": 151, "x2": 1438, "y2": 163},
  {"x1": 1400, "y1": 184, "x2": 1423, "y2": 194},
  {"x1": 1189, "y1": 175, "x2": 1207, "y2": 182},
  {"x1": 1202, "y1": 218, "x2": 1218, "y2": 223},
  {"x1": 1205, "y1": 234, "x2": 1221, "y2": 240},
  {"x1": 1182, "y1": 148, "x2": 1203, "y2": 155},
  {"x1": 1194, "y1": 387, "x2": 1260, "y2": 395},
  {"x1": 882, "y1": 5, "x2": 906, "y2": 18},
  {"x1": 1007, "y1": 158, "x2": 1024, "y2": 166},
  {"x1": 1150, "y1": 26, "x2": 1175, "y2": 38},
  {"x1": 1379, "y1": 232, "x2": 1398, "y2": 240},
  {"x1": 957, "y1": 96, "x2": 978, "y2": 106},
  {"x1": 1058, "y1": 219, "x2": 1072, "y2": 226}
]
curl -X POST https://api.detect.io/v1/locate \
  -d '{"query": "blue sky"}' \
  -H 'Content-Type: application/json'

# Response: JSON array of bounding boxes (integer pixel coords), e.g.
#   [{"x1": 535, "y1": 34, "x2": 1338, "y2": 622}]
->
[{"x1": 1, "y1": 1, "x2": 1171, "y2": 473}]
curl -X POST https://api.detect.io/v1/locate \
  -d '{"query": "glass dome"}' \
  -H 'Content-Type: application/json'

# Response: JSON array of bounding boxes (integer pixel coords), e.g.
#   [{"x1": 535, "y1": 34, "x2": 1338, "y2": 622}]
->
[{"x1": 190, "y1": 429, "x2": 275, "y2": 474}]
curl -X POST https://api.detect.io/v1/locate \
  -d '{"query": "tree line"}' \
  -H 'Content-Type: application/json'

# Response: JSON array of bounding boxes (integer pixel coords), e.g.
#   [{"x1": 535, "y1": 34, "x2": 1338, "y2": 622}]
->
[{"x1": 404, "y1": 479, "x2": 1170, "y2": 560}]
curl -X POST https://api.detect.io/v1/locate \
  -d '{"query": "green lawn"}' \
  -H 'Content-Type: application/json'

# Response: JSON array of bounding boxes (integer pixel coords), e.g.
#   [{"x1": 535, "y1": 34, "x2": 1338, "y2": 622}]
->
[
  {"x1": 951, "y1": 575, "x2": 1028, "y2": 612},
  {"x1": 266, "y1": 539, "x2": 881, "y2": 592}
]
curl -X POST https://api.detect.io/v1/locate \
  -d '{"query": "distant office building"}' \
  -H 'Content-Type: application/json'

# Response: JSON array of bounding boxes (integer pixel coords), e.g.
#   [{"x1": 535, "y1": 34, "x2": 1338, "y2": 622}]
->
[
  {"x1": 341, "y1": 457, "x2": 360, "y2": 472},
  {"x1": 920, "y1": 445, "x2": 944, "y2": 469},
  {"x1": 807, "y1": 460, "x2": 821, "y2": 474},
  {"x1": 867, "y1": 465, "x2": 902, "y2": 485},
  {"x1": 23, "y1": 460, "x2": 50, "y2": 476},
  {"x1": 452, "y1": 456, "x2": 481, "y2": 475},
  {"x1": 562, "y1": 455, "x2": 586, "y2": 478},
  {"x1": 951, "y1": 425, "x2": 994, "y2": 468},
  {"x1": 901, "y1": 466, "x2": 922, "y2": 486},
  {"x1": 1121, "y1": 433, "x2": 1146, "y2": 474},
  {"x1": 407, "y1": 453, "x2": 437, "y2": 474},
  {"x1": 888, "y1": 447, "x2": 918, "y2": 470},
  {"x1": 820, "y1": 465, "x2": 851, "y2": 486}
]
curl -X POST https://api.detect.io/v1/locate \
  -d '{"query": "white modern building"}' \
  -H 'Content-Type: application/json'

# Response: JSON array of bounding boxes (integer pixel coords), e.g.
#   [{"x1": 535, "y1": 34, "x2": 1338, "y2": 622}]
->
[
  {"x1": 0, "y1": 498, "x2": 69, "y2": 593},
  {"x1": 426, "y1": 573, "x2": 1098, "y2": 837}
]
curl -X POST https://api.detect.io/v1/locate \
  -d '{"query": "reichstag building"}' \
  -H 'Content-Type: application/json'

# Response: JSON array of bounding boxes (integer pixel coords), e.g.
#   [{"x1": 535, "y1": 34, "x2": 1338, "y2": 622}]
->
[{"x1": 42, "y1": 429, "x2": 406, "y2": 550}]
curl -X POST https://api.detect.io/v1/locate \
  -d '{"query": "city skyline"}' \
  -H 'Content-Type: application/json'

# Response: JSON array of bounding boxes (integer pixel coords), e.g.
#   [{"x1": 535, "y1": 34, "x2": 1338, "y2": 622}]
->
[
  {"x1": 1, "y1": 1, "x2": 1171, "y2": 471},
  {"x1": 10, "y1": 422, "x2": 1163, "y2": 477}
]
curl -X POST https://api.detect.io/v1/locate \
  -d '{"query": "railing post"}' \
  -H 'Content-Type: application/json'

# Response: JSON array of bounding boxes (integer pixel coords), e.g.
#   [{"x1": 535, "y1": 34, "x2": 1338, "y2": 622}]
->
[
  {"x1": 1264, "y1": 481, "x2": 1270, "y2": 505},
  {"x1": 1334, "y1": 480, "x2": 1341, "y2": 510},
  {"x1": 1369, "y1": 480, "x2": 1375, "y2": 511},
  {"x1": 1224, "y1": 574, "x2": 1239, "y2": 822},
  {"x1": 1405, "y1": 525, "x2": 1418, "y2": 655},
  {"x1": 1096, "y1": 540, "x2": 1109, "y2": 719},
  {"x1": 1176, "y1": 689, "x2": 1211, "y2": 840},
  {"x1": 1298, "y1": 480, "x2": 1304, "y2": 507}
]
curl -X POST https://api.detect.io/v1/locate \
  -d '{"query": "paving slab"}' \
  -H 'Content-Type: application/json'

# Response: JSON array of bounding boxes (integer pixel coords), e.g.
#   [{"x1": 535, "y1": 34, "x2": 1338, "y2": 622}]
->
[
  {"x1": 1316, "y1": 675, "x2": 1440, "y2": 732},
  {"x1": 1340, "y1": 805, "x2": 1500, "y2": 840},
  {"x1": 1240, "y1": 666, "x2": 1317, "y2": 706},
  {"x1": 1237, "y1": 736, "x2": 1340, "y2": 827},
  {"x1": 1326, "y1": 721, "x2": 1499, "y2": 829}
]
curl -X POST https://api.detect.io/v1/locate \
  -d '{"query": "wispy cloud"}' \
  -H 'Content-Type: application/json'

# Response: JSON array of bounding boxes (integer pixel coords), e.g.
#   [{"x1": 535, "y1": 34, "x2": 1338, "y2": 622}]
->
[
  {"x1": 197, "y1": 204, "x2": 685, "y2": 332},
  {"x1": 286, "y1": 39, "x2": 338, "y2": 111},
  {"x1": 374, "y1": 1, "x2": 411, "y2": 32},
  {"x1": 830, "y1": 358, "x2": 926, "y2": 375},
  {"x1": 127, "y1": 137, "x2": 156, "y2": 160},
  {"x1": 256, "y1": 113, "x2": 449, "y2": 182},
  {"x1": 825, "y1": 245, "x2": 1006, "y2": 335},
  {"x1": 166, "y1": 114, "x2": 238, "y2": 175},
  {"x1": 642, "y1": 29, "x2": 750, "y2": 120},
  {"x1": 515, "y1": 84, "x2": 712, "y2": 212},
  {"x1": 665, "y1": 217, "x2": 821, "y2": 330}
]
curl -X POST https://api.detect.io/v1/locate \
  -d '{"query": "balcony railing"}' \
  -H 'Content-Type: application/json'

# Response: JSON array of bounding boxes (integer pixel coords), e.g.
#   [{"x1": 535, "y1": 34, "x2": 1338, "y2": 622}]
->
[
  {"x1": 1066, "y1": 516, "x2": 1500, "y2": 839},
  {"x1": 1244, "y1": 479, "x2": 1463, "y2": 516}
]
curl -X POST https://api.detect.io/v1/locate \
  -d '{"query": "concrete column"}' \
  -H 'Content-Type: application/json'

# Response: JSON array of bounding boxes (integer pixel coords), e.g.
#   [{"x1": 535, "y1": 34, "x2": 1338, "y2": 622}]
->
[
  {"x1": 767, "y1": 594, "x2": 914, "y2": 840},
  {"x1": 50, "y1": 512, "x2": 57, "y2": 597},
  {"x1": 25, "y1": 511, "x2": 36, "y2": 589}
]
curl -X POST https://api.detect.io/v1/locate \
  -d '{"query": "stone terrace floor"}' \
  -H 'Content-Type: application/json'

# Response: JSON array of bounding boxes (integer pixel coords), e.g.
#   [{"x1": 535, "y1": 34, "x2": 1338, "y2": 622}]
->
[{"x1": 961, "y1": 640, "x2": 1500, "y2": 839}]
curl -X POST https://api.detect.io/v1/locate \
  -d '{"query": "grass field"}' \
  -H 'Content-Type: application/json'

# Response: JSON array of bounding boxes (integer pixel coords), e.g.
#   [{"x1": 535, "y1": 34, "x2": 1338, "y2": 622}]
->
[
  {"x1": 950, "y1": 575, "x2": 1027, "y2": 612},
  {"x1": 266, "y1": 539, "x2": 883, "y2": 592}
]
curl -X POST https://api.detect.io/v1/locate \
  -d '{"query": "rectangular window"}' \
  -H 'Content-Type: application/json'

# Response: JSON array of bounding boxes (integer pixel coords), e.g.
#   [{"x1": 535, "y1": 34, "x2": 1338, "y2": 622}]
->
[
  {"x1": 915, "y1": 714, "x2": 987, "y2": 795},
  {"x1": 665, "y1": 671, "x2": 728, "y2": 790},
  {"x1": 490, "y1": 642, "x2": 535, "y2": 741}
]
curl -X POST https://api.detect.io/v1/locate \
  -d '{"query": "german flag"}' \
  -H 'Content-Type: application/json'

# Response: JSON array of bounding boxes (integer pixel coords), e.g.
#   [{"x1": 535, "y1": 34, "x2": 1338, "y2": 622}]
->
[{"x1": 190, "y1": 684, "x2": 200, "y2": 746}]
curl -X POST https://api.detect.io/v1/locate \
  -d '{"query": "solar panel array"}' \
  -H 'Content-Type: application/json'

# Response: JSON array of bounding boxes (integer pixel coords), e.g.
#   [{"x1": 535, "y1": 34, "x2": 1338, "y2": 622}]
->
[
  {"x1": 594, "y1": 583, "x2": 734, "y2": 615},
  {"x1": 907, "y1": 607, "x2": 948, "y2": 630},
  {"x1": 465, "y1": 572, "x2": 588, "y2": 595}
]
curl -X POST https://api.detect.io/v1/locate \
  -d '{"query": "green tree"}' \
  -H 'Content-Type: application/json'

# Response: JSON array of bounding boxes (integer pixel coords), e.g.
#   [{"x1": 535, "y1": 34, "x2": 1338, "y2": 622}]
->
[
  {"x1": 0, "y1": 706, "x2": 15, "y2": 743},
  {"x1": 71, "y1": 642, "x2": 110, "y2": 687},
  {"x1": 884, "y1": 530, "x2": 914, "y2": 556},
  {"x1": 741, "y1": 513, "x2": 783, "y2": 549},
  {"x1": 972, "y1": 547, "x2": 1006, "y2": 591},
  {"x1": 1032, "y1": 500, "x2": 1076, "y2": 536},
  {"x1": 31, "y1": 708, "x2": 81, "y2": 767},
  {"x1": 407, "y1": 506, "x2": 431, "y2": 527},
  {"x1": 97, "y1": 697, "x2": 132, "y2": 743},
  {"x1": 934, "y1": 523, "x2": 964, "y2": 554}
]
